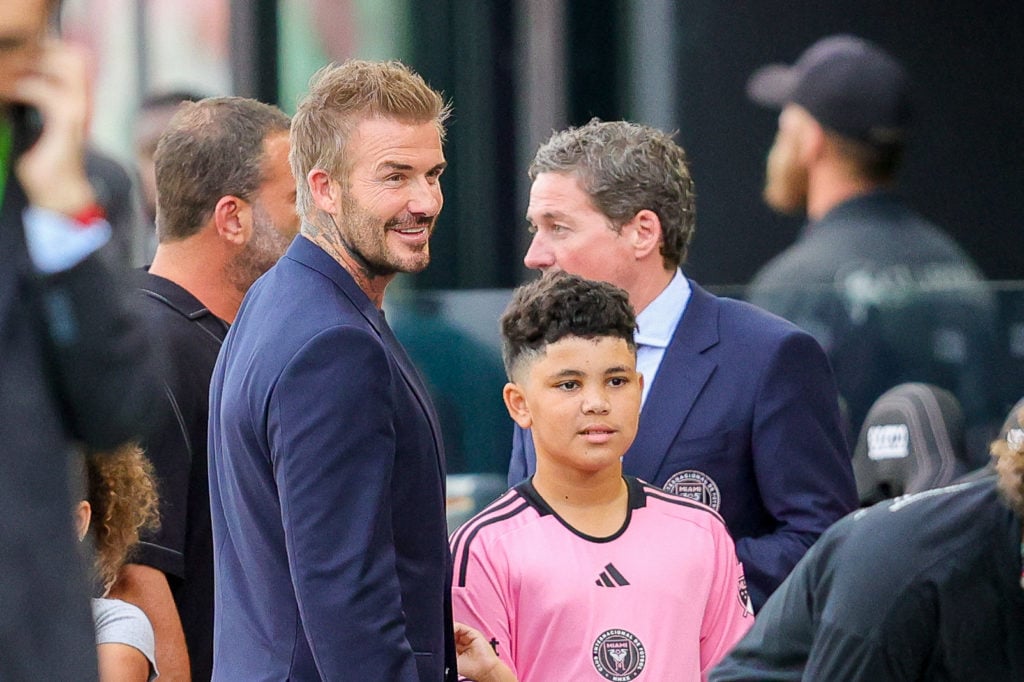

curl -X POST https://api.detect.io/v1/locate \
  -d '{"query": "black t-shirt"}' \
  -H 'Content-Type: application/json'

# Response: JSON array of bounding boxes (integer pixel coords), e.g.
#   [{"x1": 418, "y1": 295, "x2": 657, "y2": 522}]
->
[
  {"x1": 133, "y1": 270, "x2": 228, "y2": 682},
  {"x1": 711, "y1": 476, "x2": 1024, "y2": 681}
]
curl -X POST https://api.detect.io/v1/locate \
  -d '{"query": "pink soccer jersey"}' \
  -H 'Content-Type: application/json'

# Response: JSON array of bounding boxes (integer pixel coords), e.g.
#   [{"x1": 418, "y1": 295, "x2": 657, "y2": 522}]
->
[{"x1": 450, "y1": 476, "x2": 754, "y2": 682}]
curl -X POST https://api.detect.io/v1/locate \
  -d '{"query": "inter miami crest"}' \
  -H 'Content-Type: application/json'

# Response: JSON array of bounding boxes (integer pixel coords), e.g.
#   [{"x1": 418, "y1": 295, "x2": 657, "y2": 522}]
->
[
  {"x1": 592, "y1": 629, "x2": 646, "y2": 681},
  {"x1": 663, "y1": 469, "x2": 721, "y2": 510},
  {"x1": 738, "y1": 575, "x2": 754, "y2": 617}
]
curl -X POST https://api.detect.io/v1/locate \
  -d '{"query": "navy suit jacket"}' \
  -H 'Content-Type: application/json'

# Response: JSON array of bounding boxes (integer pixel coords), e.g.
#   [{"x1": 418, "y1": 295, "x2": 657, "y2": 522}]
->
[
  {"x1": 209, "y1": 237, "x2": 456, "y2": 681},
  {"x1": 510, "y1": 280, "x2": 857, "y2": 609}
]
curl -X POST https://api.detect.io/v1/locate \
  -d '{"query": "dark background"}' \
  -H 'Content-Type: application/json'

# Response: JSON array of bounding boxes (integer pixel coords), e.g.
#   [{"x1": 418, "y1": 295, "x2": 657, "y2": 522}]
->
[{"x1": 402, "y1": 0, "x2": 1024, "y2": 288}]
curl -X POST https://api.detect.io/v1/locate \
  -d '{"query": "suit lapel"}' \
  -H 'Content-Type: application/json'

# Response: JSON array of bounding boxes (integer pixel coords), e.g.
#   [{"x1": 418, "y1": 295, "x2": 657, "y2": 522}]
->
[
  {"x1": 376, "y1": 313, "x2": 446, "y2": 460},
  {"x1": 624, "y1": 280, "x2": 720, "y2": 481},
  {"x1": 286, "y1": 237, "x2": 446, "y2": 468}
]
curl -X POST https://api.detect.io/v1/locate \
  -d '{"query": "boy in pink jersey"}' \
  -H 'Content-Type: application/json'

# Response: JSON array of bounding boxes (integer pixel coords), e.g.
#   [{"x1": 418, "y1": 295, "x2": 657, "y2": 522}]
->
[{"x1": 451, "y1": 272, "x2": 754, "y2": 682}]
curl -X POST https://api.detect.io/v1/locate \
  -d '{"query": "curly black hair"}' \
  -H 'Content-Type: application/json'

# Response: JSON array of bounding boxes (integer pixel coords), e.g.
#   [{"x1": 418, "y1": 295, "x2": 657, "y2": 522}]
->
[{"x1": 500, "y1": 271, "x2": 636, "y2": 380}]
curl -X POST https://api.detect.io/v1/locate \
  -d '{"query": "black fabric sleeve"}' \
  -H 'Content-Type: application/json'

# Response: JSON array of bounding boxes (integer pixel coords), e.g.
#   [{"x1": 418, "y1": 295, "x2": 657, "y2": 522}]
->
[{"x1": 33, "y1": 254, "x2": 165, "y2": 450}]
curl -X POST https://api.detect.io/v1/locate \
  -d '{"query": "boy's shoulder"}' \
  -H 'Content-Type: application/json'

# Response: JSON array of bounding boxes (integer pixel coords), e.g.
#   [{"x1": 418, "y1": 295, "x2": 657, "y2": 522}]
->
[
  {"x1": 450, "y1": 485, "x2": 540, "y2": 548},
  {"x1": 632, "y1": 477, "x2": 729, "y2": 530}
]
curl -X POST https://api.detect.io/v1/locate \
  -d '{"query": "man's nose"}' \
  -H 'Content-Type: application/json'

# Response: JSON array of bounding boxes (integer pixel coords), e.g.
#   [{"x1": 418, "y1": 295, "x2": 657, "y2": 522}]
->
[
  {"x1": 408, "y1": 177, "x2": 442, "y2": 216},
  {"x1": 523, "y1": 234, "x2": 554, "y2": 270}
]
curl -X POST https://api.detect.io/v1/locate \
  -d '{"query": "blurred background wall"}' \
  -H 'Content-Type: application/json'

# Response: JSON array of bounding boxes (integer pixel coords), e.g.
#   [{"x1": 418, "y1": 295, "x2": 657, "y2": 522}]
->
[
  {"x1": 67, "y1": 0, "x2": 1023, "y2": 289},
  {"x1": 63, "y1": 0, "x2": 1024, "y2": 474}
]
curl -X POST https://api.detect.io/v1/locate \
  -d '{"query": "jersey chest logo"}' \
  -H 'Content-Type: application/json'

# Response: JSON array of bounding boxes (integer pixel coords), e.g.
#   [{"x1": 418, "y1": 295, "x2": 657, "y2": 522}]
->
[
  {"x1": 592, "y1": 628, "x2": 646, "y2": 681},
  {"x1": 662, "y1": 469, "x2": 721, "y2": 510}
]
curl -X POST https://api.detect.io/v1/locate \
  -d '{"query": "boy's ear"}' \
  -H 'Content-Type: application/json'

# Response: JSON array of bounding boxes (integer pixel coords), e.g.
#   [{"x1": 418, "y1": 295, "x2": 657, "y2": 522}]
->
[{"x1": 502, "y1": 382, "x2": 532, "y2": 429}]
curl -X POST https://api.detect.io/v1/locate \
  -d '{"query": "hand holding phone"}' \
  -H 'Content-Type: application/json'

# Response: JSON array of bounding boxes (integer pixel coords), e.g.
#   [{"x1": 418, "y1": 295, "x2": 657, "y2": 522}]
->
[{"x1": 11, "y1": 39, "x2": 96, "y2": 216}]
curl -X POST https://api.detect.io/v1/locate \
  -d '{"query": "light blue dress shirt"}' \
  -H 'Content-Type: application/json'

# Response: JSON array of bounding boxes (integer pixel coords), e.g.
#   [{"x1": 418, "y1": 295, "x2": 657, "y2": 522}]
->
[{"x1": 634, "y1": 269, "x2": 691, "y2": 407}]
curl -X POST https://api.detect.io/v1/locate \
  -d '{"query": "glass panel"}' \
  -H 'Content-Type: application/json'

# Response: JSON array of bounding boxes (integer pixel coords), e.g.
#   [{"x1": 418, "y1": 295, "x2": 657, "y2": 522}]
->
[
  {"x1": 62, "y1": 0, "x2": 231, "y2": 161},
  {"x1": 277, "y1": 0, "x2": 411, "y2": 113}
]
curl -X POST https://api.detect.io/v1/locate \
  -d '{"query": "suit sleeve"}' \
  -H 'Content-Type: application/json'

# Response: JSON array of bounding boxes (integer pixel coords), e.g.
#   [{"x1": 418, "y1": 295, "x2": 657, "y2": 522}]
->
[
  {"x1": 450, "y1": 534, "x2": 518, "y2": 679},
  {"x1": 33, "y1": 253, "x2": 163, "y2": 450},
  {"x1": 268, "y1": 325, "x2": 419, "y2": 681},
  {"x1": 737, "y1": 329, "x2": 857, "y2": 608},
  {"x1": 507, "y1": 424, "x2": 532, "y2": 487}
]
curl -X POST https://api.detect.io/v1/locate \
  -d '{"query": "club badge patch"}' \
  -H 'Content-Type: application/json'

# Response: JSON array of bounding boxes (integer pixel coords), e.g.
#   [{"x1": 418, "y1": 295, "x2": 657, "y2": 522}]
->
[
  {"x1": 663, "y1": 469, "x2": 721, "y2": 510},
  {"x1": 592, "y1": 629, "x2": 646, "y2": 681},
  {"x1": 738, "y1": 575, "x2": 754, "y2": 617}
]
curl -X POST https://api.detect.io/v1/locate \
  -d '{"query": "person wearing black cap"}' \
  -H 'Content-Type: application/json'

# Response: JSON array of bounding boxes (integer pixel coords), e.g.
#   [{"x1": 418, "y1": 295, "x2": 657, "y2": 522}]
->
[
  {"x1": 745, "y1": 35, "x2": 999, "y2": 461},
  {"x1": 710, "y1": 402, "x2": 1024, "y2": 681}
]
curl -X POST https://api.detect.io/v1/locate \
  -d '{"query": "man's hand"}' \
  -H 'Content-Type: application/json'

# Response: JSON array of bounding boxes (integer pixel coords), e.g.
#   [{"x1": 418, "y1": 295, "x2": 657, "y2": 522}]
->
[{"x1": 11, "y1": 39, "x2": 95, "y2": 215}]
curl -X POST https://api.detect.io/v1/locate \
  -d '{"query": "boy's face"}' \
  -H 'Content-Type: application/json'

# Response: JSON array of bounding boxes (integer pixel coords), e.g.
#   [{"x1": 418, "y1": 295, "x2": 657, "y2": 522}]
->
[{"x1": 504, "y1": 335, "x2": 642, "y2": 476}]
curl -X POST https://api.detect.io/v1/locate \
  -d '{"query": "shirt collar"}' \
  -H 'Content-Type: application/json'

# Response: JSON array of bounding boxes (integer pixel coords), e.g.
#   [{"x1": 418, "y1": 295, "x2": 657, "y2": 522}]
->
[{"x1": 634, "y1": 269, "x2": 690, "y2": 348}]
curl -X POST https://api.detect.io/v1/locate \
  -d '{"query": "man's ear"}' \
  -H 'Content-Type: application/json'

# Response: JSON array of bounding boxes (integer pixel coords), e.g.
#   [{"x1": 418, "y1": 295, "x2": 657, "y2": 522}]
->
[
  {"x1": 503, "y1": 382, "x2": 533, "y2": 429},
  {"x1": 213, "y1": 195, "x2": 251, "y2": 246},
  {"x1": 626, "y1": 209, "x2": 663, "y2": 260},
  {"x1": 308, "y1": 169, "x2": 341, "y2": 214},
  {"x1": 800, "y1": 116, "x2": 826, "y2": 165}
]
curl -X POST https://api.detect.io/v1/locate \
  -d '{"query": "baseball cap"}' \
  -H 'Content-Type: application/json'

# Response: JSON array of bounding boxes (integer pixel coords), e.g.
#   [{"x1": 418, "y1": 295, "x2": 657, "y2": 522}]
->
[
  {"x1": 746, "y1": 34, "x2": 912, "y2": 147},
  {"x1": 852, "y1": 383, "x2": 969, "y2": 506}
]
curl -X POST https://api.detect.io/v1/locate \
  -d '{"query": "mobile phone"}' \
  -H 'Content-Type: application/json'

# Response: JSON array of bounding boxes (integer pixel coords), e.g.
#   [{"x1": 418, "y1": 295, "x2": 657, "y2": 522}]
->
[{"x1": 11, "y1": 104, "x2": 44, "y2": 157}]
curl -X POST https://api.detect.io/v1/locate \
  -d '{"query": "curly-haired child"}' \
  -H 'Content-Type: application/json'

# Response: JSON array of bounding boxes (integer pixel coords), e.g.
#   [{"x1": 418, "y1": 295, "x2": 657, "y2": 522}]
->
[{"x1": 73, "y1": 444, "x2": 160, "y2": 681}]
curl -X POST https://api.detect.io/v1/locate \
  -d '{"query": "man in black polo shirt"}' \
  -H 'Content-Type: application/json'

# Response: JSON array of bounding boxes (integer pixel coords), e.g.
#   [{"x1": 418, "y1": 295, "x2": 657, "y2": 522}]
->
[{"x1": 108, "y1": 97, "x2": 297, "y2": 681}]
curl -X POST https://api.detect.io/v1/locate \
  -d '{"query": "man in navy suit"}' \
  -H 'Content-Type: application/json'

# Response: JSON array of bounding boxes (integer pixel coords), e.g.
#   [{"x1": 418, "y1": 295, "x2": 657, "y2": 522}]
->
[
  {"x1": 509, "y1": 119, "x2": 857, "y2": 610},
  {"x1": 208, "y1": 60, "x2": 456, "y2": 680}
]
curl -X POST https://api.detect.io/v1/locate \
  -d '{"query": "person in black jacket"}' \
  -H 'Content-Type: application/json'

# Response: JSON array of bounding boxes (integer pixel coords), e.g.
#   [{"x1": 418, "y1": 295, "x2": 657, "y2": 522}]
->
[
  {"x1": 746, "y1": 35, "x2": 1000, "y2": 458},
  {"x1": 0, "y1": 1, "x2": 162, "y2": 678},
  {"x1": 711, "y1": 403, "x2": 1024, "y2": 681}
]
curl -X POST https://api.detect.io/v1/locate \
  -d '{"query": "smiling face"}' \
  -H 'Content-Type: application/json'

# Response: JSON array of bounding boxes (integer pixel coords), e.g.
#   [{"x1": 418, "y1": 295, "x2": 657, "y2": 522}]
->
[
  {"x1": 332, "y1": 116, "x2": 446, "y2": 277},
  {"x1": 505, "y1": 334, "x2": 642, "y2": 477}
]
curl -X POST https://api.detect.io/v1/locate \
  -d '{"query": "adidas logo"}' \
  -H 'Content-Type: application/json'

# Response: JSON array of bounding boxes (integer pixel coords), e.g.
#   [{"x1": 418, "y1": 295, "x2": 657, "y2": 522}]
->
[{"x1": 595, "y1": 563, "x2": 630, "y2": 587}]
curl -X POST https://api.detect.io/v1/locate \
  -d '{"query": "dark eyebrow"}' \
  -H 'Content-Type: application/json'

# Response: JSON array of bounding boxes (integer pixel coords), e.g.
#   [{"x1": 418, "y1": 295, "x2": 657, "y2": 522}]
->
[
  {"x1": 0, "y1": 36, "x2": 30, "y2": 51},
  {"x1": 379, "y1": 161, "x2": 448, "y2": 173},
  {"x1": 529, "y1": 209, "x2": 571, "y2": 222},
  {"x1": 550, "y1": 369, "x2": 584, "y2": 380},
  {"x1": 605, "y1": 365, "x2": 632, "y2": 375}
]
